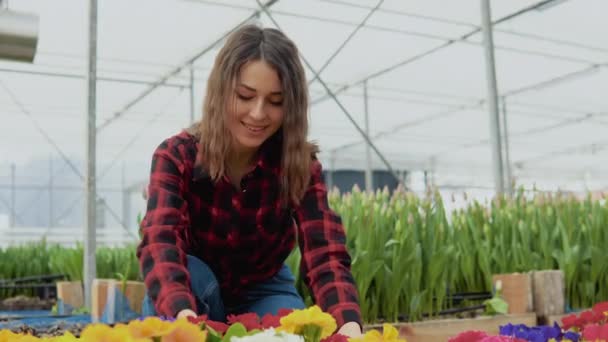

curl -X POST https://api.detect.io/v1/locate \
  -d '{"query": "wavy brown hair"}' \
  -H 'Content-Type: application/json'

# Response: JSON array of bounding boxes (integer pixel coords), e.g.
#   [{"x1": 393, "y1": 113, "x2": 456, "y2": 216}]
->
[{"x1": 191, "y1": 24, "x2": 317, "y2": 207}]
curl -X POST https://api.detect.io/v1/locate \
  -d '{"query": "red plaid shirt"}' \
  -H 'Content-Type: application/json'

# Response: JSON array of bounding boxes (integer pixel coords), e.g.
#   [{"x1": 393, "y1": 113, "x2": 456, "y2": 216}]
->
[{"x1": 136, "y1": 130, "x2": 361, "y2": 327}]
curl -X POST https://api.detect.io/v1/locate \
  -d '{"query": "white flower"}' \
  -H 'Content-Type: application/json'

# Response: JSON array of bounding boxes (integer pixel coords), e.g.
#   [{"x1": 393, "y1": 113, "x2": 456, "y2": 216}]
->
[{"x1": 231, "y1": 328, "x2": 304, "y2": 342}]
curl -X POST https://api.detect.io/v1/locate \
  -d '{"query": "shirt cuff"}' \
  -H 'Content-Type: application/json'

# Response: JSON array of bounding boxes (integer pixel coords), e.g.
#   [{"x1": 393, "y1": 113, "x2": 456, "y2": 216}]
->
[
  {"x1": 329, "y1": 303, "x2": 363, "y2": 328},
  {"x1": 159, "y1": 292, "x2": 197, "y2": 318}
]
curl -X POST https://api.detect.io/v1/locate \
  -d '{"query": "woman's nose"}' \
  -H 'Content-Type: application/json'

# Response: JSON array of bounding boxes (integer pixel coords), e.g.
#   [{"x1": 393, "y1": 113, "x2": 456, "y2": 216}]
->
[{"x1": 249, "y1": 99, "x2": 266, "y2": 120}]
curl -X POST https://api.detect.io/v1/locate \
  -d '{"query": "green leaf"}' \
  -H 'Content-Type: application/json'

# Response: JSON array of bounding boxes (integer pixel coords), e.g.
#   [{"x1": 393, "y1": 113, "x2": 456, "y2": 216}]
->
[
  {"x1": 484, "y1": 297, "x2": 508, "y2": 315},
  {"x1": 221, "y1": 323, "x2": 248, "y2": 342}
]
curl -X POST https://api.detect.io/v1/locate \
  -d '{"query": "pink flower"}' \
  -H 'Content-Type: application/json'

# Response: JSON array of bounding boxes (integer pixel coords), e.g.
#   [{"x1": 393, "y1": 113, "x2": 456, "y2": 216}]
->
[
  {"x1": 582, "y1": 323, "x2": 608, "y2": 341},
  {"x1": 449, "y1": 330, "x2": 489, "y2": 342}
]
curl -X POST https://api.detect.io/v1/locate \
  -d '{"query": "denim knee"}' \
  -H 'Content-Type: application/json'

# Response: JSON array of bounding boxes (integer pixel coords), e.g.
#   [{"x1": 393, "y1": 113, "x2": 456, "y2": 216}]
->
[{"x1": 141, "y1": 255, "x2": 225, "y2": 321}]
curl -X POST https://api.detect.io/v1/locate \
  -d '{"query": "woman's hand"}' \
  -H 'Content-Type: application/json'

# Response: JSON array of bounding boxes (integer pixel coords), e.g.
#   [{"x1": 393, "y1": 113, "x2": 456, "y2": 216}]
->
[
  {"x1": 176, "y1": 309, "x2": 197, "y2": 320},
  {"x1": 336, "y1": 322, "x2": 363, "y2": 338}
]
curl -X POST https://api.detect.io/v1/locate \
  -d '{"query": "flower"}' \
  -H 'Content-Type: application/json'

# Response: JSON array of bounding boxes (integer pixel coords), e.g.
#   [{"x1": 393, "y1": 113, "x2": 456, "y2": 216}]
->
[
  {"x1": 321, "y1": 334, "x2": 349, "y2": 342},
  {"x1": 499, "y1": 322, "x2": 561, "y2": 341},
  {"x1": 480, "y1": 336, "x2": 524, "y2": 342},
  {"x1": 227, "y1": 312, "x2": 263, "y2": 331},
  {"x1": 278, "y1": 305, "x2": 337, "y2": 340},
  {"x1": 80, "y1": 323, "x2": 149, "y2": 342},
  {"x1": 0, "y1": 330, "x2": 20, "y2": 342},
  {"x1": 231, "y1": 328, "x2": 304, "y2": 342},
  {"x1": 563, "y1": 331, "x2": 580, "y2": 342},
  {"x1": 349, "y1": 324, "x2": 405, "y2": 342},
  {"x1": 562, "y1": 314, "x2": 579, "y2": 331},
  {"x1": 449, "y1": 330, "x2": 489, "y2": 342},
  {"x1": 187, "y1": 314, "x2": 230, "y2": 334},
  {"x1": 46, "y1": 332, "x2": 80, "y2": 342},
  {"x1": 592, "y1": 301, "x2": 608, "y2": 318},
  {"x1": 161, "y1": 318, "x2": 208, "y2": 342},
  {"x1": 262, "y1": 309, "x2": 295, "y2": 329},
  {"x1": 127, "y1": 316, "x2": 176, "y2": 338},
  {"x1": 582, "y1": 323, "x2": 608, "y2": 341}
]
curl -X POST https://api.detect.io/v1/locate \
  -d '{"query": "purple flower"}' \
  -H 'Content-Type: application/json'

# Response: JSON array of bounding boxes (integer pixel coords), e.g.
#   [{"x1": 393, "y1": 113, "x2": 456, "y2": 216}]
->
[
  {"x1": 563, "y1": 331, "x2": 580, "y2": 342},
  {"x1": 499, "y1": 322, "x2": 563, "y2": 342}
]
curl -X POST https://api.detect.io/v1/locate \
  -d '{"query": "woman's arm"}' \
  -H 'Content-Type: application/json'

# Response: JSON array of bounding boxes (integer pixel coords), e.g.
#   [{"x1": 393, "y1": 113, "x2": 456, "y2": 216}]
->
[
  {"x1": 136, "y1": 139, "x2": 196, "y2": 318},
  {"x1": 293, "y1": 158, "x2": 362, "y2": 331}
]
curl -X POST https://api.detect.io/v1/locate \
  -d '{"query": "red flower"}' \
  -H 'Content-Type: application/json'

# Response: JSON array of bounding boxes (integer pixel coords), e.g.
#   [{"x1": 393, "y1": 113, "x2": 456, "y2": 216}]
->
[
  {"x1": 227, "y1": 312, "x2": 262, "y2": 331},
  {"x1": 562, "y1": 314, "x2": 579, "y2": 330},
  {"x1": 187, "y1": 314, "x2": 229, "y2": 334},
  {"x1": 261, "y1": 309, "x2": 294, "y2": 329},
  {"x1": 187, "y1": 314, "x2": 209, "y2": 325},
  {"x1": 582, "y1": 324, "x2": 602, "y2": 340},
  {"x1": 593, "y1": 301, "x2": 608, "y2": 318},
  {"x1": 585, "y1": 323, "x2": 608, "y2": 340},
  {"x1": 321, "y1": 334, "x2": 349, "y2": 342},
  {"x1": 449, "y1": 330, "x2": 489, "y2": 342},
  {"x1": 261, "y1": 313, "x2": 281, "y2": 328},
  {"x1": 581, "y1": 310, "x2": 606, "y2": 324}
]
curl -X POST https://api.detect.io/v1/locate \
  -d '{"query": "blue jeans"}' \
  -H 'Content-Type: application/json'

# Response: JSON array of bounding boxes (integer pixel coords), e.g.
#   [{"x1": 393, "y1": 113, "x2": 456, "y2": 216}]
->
[{"x1": 142, "y1": 255, "x2": 305, "y2": 321}]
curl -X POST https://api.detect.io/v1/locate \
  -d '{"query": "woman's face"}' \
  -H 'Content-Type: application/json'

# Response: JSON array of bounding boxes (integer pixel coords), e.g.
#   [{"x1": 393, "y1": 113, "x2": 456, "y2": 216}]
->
[{"x1": 227, "y1": 60, "x2": 285, "y2": 155}]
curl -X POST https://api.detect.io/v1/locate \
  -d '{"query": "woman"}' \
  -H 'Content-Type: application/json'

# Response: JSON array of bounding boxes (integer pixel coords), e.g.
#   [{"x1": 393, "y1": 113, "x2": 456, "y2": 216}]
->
[{"x1": 137, "y1": 24, "x2": 362, "y2": 337}]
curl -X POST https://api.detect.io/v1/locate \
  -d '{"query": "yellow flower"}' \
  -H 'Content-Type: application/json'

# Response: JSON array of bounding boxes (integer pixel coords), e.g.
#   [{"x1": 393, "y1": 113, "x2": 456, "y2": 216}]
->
[
  {"x1": 0, "y1": 330, "x2": 21, "y2": 342},
  {"x1": 80, "y1": 323, "x2": 150, "y2": 342},
  {"x1": 278, "y1": 305, "x2": 337, "y2": 339},
  {"x1": 349, "y1": 324, "x2": 406, "y2": 342},
  {"x1": 161, "y1": 318, "x2": 207, "y2": 342},
  {"x1": 127, "y1": 317, "x2": 175, "y2": 339},
  {"x1": 13, "y1": 335, "x2": 40, "y2": 342},
  {"x1": 45, "y1": 332, "x2": 80, "y2": 342}
]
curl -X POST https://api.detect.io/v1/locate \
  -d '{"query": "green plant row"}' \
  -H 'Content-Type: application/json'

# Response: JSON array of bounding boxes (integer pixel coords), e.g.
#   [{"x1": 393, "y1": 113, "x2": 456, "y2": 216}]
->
[
  {"x1": 287, "y1": 186, "x2": 608, "y2": 323},
  {"x1": 2, "y1": 187, "x2": 607, "y2": 324}
]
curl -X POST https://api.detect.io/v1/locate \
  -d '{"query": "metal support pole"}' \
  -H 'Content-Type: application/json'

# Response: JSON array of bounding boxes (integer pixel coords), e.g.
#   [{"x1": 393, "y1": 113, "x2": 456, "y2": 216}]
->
[
  {"x1": 189, "y1": 64, "x2": 195, "y2": 124},
  {"x1": 49, "y1": 157, "x2": 53, "y2": 228},
  {"x1": 9, "y1": 163, "x2": 15, "y2": 227},
  {"x1": 84, "y1": 0, "x2": 98, "y2": 311},
  {"x1": 480, "y1": 0, "x2": 505, "y2": 195},
  {"x1": 363, "y1": 81, "x2": 373, "y2": 192},
  {"x1": 501, "y1": 97, "x2": 513, "y2": 197},
  {"x1": 122, "y1": 163, "x2": 131, "y2": 231},
  {"x1": 327, "y1": 152, "x2": 335, "y2": 191}
]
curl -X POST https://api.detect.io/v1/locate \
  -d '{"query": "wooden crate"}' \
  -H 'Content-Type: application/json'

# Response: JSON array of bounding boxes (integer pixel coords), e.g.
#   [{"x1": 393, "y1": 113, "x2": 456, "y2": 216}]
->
[
  {"x1": 91, "y1": 279, "x2": 146, "y2": 322},
  {"x1": 365, "y1": 313, "x2": 537, "y2": 342},
  {"x1": 56, "y1": 281, "x2": 84, "y2": 309}
]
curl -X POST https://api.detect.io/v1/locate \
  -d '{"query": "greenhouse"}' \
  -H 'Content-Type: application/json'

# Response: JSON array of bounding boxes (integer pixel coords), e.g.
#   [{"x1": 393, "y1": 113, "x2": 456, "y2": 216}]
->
[{"x1": 0, "y1": 0, "x2": 607, "y2": 341}]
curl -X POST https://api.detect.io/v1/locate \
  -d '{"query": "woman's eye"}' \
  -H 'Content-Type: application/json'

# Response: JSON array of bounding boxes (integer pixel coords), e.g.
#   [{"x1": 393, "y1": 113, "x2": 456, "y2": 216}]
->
[
  {"x1": 269, "y1": 101, "x2": 283, "y2": 106},
  {"x1": 237, "y1": 94, "x2": 253, "y2": 101}
]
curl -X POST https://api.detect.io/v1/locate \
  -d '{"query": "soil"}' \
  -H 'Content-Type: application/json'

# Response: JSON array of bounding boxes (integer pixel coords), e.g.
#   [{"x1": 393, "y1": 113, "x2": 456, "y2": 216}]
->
[
  {"x1": 6, "y1": 322, "x2": 86, "y2": 338},
  {"x1": 0, "y1": 295, "x2": 55, "y2": 311}
]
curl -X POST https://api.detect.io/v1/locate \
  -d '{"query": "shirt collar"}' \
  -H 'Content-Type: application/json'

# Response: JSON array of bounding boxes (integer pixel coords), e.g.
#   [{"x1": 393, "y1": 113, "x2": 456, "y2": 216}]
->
[{"x1": 192, "y1": 131, "x2": 282, "y2": 182}]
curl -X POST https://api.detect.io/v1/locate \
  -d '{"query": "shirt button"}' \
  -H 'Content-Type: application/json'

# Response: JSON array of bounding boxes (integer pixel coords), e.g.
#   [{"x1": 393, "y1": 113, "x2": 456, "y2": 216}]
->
[{"x1": 242, "y1": 189, "x2": 247, "y2": 193}]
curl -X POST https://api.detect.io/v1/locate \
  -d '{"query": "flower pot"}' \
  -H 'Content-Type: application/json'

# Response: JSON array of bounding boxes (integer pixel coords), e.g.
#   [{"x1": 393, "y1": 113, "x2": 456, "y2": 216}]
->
[{"x1": 492, "y1": 273, "x2": 533, "y2": 314}]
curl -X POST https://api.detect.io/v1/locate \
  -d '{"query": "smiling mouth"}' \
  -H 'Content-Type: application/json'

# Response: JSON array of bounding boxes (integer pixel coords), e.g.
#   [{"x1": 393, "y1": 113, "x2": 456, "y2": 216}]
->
[{"x1": 241, "y1": 121, "x2": 267, "y2": 132}]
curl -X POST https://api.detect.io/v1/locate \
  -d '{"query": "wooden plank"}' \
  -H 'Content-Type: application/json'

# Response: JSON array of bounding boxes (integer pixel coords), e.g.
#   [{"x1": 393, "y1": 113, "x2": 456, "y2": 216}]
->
[{"x1": 366, "y1": 313, "x2": 537, "y2": 342}]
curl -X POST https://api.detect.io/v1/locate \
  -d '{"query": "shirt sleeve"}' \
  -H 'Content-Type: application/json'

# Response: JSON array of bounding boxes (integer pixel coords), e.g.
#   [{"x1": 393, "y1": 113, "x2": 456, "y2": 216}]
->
[
  {"x1": 136, "y1": 139, "x2": 196, "y2": 318},
  {"x1": 293, "y1": 158, "x2": 362, "y2": 328}
]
